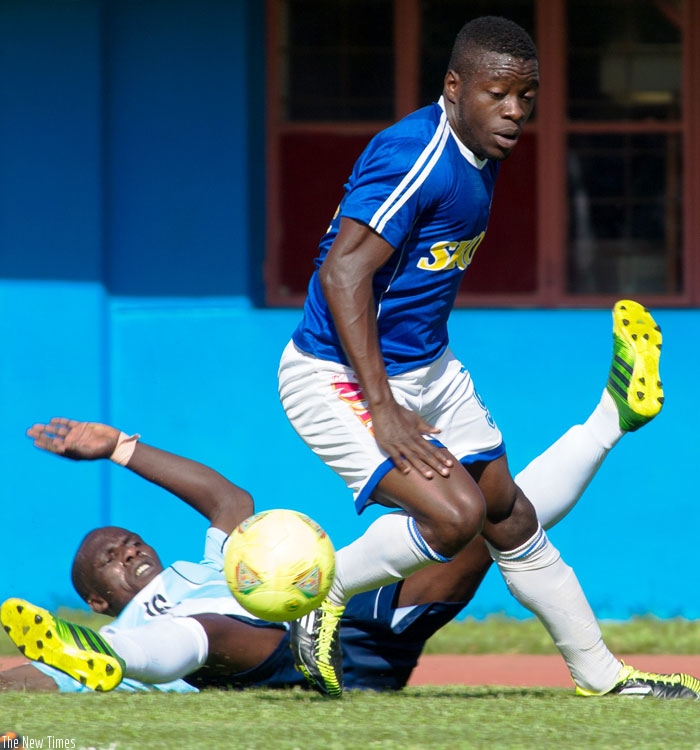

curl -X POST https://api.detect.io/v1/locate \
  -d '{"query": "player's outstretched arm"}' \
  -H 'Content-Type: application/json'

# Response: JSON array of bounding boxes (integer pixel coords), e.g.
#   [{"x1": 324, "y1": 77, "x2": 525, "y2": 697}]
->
[
  {"x1": 125, "y1": 442, "x2": 254, "y2": 533},
  {"x1": 26, "y1": 417, "x2": 254, "y2": 534}
]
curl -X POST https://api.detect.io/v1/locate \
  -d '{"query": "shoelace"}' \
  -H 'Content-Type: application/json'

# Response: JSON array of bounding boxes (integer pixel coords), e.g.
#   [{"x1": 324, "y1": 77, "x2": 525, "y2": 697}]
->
[
  {"x1": 623, "y1": 668, "x2": 700, "y2": 692},
  {"x1": 313, "y1": 604, "x2": 342, "y2": 663}
]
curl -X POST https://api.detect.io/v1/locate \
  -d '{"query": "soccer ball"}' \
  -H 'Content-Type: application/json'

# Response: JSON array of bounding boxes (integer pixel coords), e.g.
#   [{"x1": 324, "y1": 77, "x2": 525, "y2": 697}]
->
[{"x1": 224, "y1": 509, "x2": 335, "y2": 622}]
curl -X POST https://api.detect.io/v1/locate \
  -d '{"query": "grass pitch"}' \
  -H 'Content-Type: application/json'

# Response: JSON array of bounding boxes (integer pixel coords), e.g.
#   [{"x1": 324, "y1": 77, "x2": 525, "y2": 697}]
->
[
  {"x1": 2, "y1": 686, "x2": 700, "y2": 749},
  {"x1": 2, "y1": 614, "x2": 699, "y2": 749}
]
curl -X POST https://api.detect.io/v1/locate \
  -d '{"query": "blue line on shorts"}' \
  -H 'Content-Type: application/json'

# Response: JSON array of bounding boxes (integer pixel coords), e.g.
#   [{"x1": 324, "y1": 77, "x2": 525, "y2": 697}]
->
[
  {"x1": 457, "y1": 442, "x2": 506, "y2": 466},
  {"x1": 355, "y1": 440, "x2": 506, "y2": 514},
  {"x1": 354, "y1": 438, "x2": 447, "y2": 514},
  {"x1": 355, "y1": 457, "x2": 396, "y2": 514}
]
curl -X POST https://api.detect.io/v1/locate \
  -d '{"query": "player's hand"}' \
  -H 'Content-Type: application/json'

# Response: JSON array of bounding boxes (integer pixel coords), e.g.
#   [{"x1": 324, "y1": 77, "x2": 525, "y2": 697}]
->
[
  {"x1": 370, "y1": 402, "x2": 453, "y2": 479},
  {"x1": 26, "y1": 417, "x2": 120, "y2": 461}
]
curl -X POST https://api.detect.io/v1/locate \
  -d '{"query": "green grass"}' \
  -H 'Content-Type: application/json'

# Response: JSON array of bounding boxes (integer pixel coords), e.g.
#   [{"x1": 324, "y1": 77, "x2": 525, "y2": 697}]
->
[
  {"x1": 2, "y1": 687, "x2": 700, "y2": 749},
  {"x1": 2, "y1": 613, "x2": 700, "y2": 748}
]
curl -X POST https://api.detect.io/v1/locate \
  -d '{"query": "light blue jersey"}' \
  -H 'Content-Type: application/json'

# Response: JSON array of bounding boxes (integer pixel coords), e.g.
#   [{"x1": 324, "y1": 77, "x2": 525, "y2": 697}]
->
[
  {"x1": 103, "y1": 527, "x2": 261, "y2": 631},
  {"x1": 292, "y1": 97, "x2": 499, "y2": 376},
  {"x1": 28, "y1": 527, "x2": 468, "y2": 693},
  {"x1": 33, "y1": 527, "x2": 276, "y2": 693}
]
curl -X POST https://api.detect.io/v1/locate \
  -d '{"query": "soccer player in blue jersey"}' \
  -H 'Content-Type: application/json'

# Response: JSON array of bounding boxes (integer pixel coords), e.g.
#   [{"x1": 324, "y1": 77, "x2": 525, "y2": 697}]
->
[
  {"x1": 3, "y1": 303, "x2": 698, "y2": 699},
  {"x1": 277, "y1": 16, "x2": 670, "y2": 698}
]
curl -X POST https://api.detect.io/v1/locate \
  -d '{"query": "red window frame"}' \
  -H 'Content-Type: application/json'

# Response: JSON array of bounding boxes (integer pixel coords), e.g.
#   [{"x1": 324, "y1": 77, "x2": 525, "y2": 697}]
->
[{"x1": 264, "y1": 0, "x2": 700, "y2": 307}]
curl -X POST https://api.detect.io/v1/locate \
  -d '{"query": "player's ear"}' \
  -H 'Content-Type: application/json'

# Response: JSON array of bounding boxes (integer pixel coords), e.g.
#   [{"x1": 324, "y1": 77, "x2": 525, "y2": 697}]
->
[
  {"x1": 443, "y1": 69, "x2": 461, "y2": 103},
  {"x1": 86, "y1": 593, "x2": 110, "y2": 614}
]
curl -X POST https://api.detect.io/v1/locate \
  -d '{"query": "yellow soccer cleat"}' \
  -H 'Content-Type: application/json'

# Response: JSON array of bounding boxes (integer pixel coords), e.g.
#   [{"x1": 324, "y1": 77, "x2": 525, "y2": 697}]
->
[
  {"x1": 1, "y1": 598, "x2": 124, "y2": 691},
  {"x1": 289, "y1": 598, "x2": 345, "y2": 697},
  {"x1": 607, "y1": 300, "x2": 664, "y2": 431},
  {"x1": 577, "y1": 662, "x2": 700, "y2": 700}
]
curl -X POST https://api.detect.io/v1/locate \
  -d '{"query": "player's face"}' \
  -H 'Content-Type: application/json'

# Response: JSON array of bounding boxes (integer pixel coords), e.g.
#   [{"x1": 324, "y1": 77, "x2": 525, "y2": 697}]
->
[
  {"x1": 444, "y1": 50, "x2": 539, "y2": 161},
  {"x1": 83, "y1": 527, "x2": 164, "y2": 615}
]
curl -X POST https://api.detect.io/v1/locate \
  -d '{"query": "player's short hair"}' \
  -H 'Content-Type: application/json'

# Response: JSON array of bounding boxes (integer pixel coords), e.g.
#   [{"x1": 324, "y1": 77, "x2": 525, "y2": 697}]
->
[
  {"x1": 448, "y1": 16, "x2": 537, "y2": 75},
  {"x1": 71, "y1": 530, "x2": 95, "y2": 602}
]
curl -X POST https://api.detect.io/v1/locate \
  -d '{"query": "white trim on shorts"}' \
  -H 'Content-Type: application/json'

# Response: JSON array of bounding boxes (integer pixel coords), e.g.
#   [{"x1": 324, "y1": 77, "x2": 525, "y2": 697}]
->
[{"x1": 278, "y1": 341, "x2": 504, "y2": 514}]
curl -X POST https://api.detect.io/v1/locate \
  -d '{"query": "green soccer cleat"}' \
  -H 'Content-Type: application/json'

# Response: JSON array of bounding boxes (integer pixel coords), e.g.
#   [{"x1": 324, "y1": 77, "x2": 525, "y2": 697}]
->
[
  {"x1": 607, "y1": 299, "x2": 664, "y2": 432},
  {"x1": 0, "y1": 598, "x2": 124, "y2": 691},
  {"x1": 576, "y1": 662, "x2": 700, "y2": 700},
  {"x1": 289, "y1": 598, "x2": 345, "y2": 697}
]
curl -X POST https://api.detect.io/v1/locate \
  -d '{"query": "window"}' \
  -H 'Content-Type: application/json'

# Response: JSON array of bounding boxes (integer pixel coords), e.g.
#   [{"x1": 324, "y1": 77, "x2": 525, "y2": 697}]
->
[
  {"x1": 265, "y1": 0, "x2": 700, "y2": 306},
  {"x1": 281, "y1": 0, "x2": 394, "y2": 121},
  {"x1": 565, "y1": 0, "x2": 684, "y2": 298}
]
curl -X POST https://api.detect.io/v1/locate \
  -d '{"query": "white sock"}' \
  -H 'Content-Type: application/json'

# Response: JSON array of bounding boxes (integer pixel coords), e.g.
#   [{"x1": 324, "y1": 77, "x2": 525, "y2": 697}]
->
[
  {"x1": 514, "y1": 390, "x2": 624, "y2": 530},
  {"x1": 487, "y1": 526, "x2": 622, "y2": 693},
  {"x1": 585, "y1": 389, "x2": 626, "y2": 449},
  {"x1": 328, "y1": 511, "x2": 443, "y2": 606},
  {"x1": 102, "y1": 616, "x2": 208, "y2": 683}
]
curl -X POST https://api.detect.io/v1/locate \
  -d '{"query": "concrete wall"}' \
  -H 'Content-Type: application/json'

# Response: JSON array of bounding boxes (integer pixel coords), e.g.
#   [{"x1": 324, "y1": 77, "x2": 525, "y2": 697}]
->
[
  {"x1": 0, "y1": 1, "x2": 696, "y2": 620},
  {"x1": 3, "y1": 292, "x2": 697, "y2": 619}
]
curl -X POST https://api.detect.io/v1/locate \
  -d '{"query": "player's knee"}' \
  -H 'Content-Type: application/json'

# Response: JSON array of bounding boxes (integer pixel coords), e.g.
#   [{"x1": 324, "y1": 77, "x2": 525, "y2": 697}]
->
[
  {"x1": 484, "y1": 482, "x2": 522, "y2": 524},
  {"x1": 481, "y1": 489, "x2": 541, "y2": 551},
  {"x1": 425, "y1": 492, "x2": 486, "y2": 558}
]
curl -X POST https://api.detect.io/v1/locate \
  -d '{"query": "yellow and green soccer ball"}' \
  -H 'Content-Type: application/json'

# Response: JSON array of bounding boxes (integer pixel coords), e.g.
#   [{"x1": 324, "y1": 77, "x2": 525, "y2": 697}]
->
[{"x1": 224, "y1": 509, "x2": 335, "y2": 622}]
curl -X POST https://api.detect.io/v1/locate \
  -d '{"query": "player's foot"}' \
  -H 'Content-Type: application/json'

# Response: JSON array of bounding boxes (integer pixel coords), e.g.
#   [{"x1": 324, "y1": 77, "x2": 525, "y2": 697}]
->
[
  {"x1": 606, "y1": 299, "x2": 664, "y2": 432},
  {"x1": 576, "y1": 662, "x2": 700, "y2": 700},
  {"x1": 0, "y1": 598, "x2": 124, "y2": 691},
  {"x1": 289, "y1": 598, "x2": 345, "y2": 697}
]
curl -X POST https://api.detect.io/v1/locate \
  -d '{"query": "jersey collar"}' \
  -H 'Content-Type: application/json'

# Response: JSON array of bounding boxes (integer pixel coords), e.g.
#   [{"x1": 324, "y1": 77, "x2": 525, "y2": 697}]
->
[{"x1": 438, "y1": 96, "x2": 488, "y2": 171}]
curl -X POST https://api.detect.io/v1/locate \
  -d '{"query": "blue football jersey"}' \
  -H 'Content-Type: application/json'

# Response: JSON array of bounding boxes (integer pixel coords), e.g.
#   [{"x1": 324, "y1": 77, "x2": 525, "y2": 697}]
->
[{"x1": 292, "y1": 97, "x2": 499, "y2": 376}]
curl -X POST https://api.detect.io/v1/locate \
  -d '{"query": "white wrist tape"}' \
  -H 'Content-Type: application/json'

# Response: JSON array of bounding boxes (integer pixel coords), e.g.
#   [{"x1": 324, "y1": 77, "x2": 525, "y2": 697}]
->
[{"x1": 109, "y1": 432, "x2": 141, "y2": 466}]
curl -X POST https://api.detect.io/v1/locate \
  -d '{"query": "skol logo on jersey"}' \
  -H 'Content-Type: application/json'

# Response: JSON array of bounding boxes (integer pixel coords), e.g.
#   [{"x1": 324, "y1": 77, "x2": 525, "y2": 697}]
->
[
  {"x1": 331, "y1": 379, "x2": 374, "y2": 434},
  {"x1": 417, "y1": 233, "x2": 485, "y2": 272}
]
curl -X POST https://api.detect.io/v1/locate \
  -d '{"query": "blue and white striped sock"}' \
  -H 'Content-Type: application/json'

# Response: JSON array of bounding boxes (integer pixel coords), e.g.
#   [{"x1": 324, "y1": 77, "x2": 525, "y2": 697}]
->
[{"x1": 328, "y1": 511, "x2": 450, "y2": 606}]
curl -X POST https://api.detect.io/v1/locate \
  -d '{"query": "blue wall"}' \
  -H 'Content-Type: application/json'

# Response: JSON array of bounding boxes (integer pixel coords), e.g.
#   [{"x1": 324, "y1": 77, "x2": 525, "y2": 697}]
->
[
  {"x1": 0, "y1": 1, "x2": 697, "y2": 620},
  {"x1": 3, "y1": 291, "x2": 698, "y2": 620},
  {"x1": 0, "y1": 0, "x2": 262, "y2": 293}
]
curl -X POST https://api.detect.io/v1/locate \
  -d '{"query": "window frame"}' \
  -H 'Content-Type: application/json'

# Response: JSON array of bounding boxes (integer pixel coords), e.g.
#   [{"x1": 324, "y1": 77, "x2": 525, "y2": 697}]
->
[{"x1": 264, "y1": 0, "x2": 700, "y2": 307}]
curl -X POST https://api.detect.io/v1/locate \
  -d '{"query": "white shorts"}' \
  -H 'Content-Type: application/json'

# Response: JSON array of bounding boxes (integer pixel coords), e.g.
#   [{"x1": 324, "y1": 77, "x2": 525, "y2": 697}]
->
[{"x1": 278, "y1": 341, "x2": 504, "y2": 513}]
